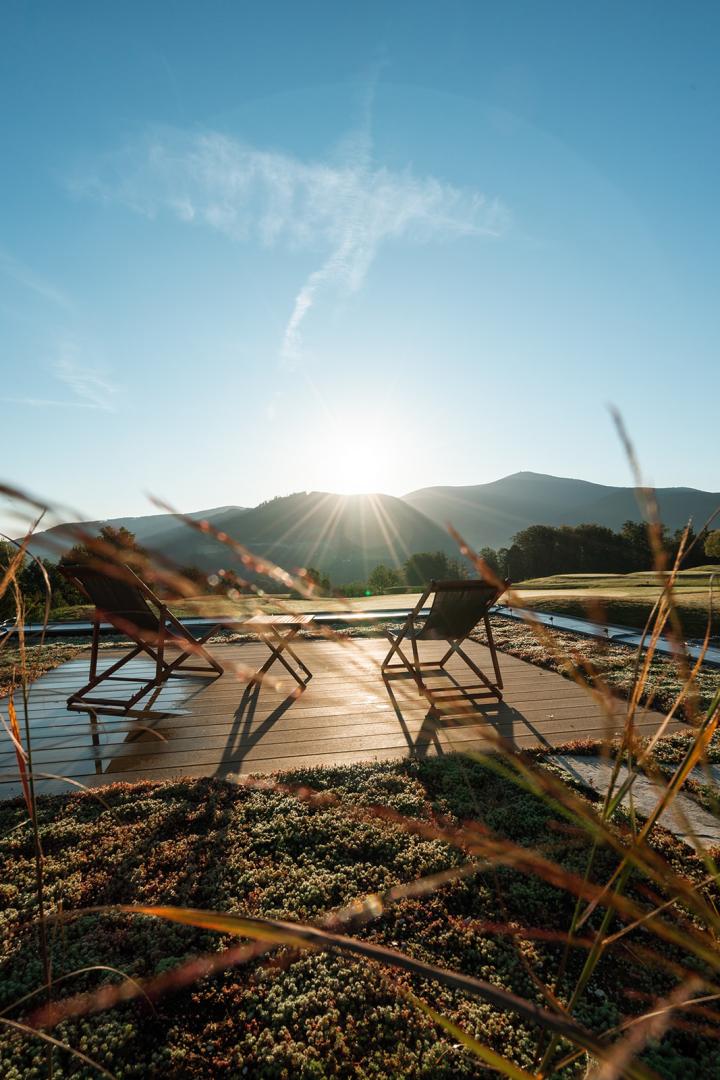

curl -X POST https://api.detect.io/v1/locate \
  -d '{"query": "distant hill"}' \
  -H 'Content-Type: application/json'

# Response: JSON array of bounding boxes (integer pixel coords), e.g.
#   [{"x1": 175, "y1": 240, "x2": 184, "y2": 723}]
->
[
  {"x1": 25, "y1": 493, "x2": 459, "y2": 584},
  {"x1": 25, "y1": 506, "x2": 246, "y2": 563},
  {"x1": 403, "y1": 472, "x2": 720, "y2": 549},
  {"x1": 146, "y1": 493, "x2": 461, "y2": 583},
  {"x1": 23, "y1": 473, "x2": 719, "y2": 584}
]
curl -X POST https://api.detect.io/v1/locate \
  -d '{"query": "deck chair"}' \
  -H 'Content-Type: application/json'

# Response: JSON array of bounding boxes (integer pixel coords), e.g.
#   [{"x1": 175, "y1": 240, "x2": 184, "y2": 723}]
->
[
  {"x1": 62, "y1": 563, "x2": 224, "y2": 714},
  {"x1": 381, "y1": 578, "x2": 509, "y2": 706}
]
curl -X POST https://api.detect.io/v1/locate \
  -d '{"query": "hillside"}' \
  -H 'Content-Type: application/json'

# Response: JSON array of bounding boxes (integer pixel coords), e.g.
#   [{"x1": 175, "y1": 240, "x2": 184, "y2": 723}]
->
[
  {"x1": 26, "y1": 493, "x2": 459, "y2": 585},
  {"x1": 146, "y1": 492, "x2": 460, "y2": 583},
  {"x1": 403, "y1": 472, "x2": 720, "y2": 550},
  {"x1": 26, "y1": 506, "x2": 245, "y2": 563}
]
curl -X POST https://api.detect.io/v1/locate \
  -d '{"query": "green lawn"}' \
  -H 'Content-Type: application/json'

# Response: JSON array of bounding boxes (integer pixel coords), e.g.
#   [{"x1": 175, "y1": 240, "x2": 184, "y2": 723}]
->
[
  {"x1": 517, "y1": 568, "x2": 718, "y2": 590},
  {"x1": 513, "y1": 569, "x2": 719, "y2": 640}
]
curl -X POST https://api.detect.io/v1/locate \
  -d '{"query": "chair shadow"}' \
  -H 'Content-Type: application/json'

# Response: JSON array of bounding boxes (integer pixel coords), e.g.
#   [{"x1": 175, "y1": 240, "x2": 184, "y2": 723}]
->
[
  {"x1": 72, "y1": 675, "x2": 218, "y2": 776},
  {"x1": 214, "y1": 679, "x2": 308, "y2": 776},
  {"x1": 382, "y1": 667, "x2": 554, "y2": 755}
]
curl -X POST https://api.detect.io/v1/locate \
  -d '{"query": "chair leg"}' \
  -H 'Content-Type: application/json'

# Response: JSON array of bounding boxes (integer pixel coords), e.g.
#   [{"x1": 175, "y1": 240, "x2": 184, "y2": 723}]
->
[
  {"x1": 89, "y1": 615, "x2": 100, "y2": 681},
  {"x1": 380, "y1": 629, "x2": 404, "y2": 671},
  {"x1": 483, "y1": 615, "x2": 503, "y2": 690},
  {"x1": 67, "y1": 642, "x2": 157, "y2": 711},
  {"x1": 156, "y1": 623, "x2": 165, "y2": 685},
  {"x1": 387, "y1": 633, "x2": 503, "y2": 713},
  {"x1": 451, "y1": 640, "x2": 503, "y2": 700},
  {"x1": 248, "y1": 628, "x2": 311, "y2": 688},
  {"x1": 68, "y1": 616, "x2": 224, "y2": 716},
  {"x1": 381, "y1": 632, "x2": 426, "y2": 695},
  {"x1": 410, "y1": 636, "x2": 424, "y2": 696}
]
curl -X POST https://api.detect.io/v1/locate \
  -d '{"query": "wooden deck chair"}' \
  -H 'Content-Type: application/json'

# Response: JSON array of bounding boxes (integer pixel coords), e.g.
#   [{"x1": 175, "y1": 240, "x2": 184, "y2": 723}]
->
[
  {"x1": 381, "y1": 578, "x2": 509, "y2": 705},
  {"x1": 62, "y1": 563, "x2": 224, "y2": 714}
]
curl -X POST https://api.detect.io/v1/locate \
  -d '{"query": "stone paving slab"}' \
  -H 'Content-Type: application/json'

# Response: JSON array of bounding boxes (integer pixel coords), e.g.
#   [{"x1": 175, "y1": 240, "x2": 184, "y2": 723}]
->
[{"x1": 554, "y1": 754, "x2": 720, "y2": 851}]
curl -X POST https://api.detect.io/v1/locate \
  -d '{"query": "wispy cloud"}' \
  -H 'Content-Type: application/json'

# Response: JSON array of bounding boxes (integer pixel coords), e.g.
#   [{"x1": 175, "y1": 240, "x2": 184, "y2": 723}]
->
[
  {"x1": 0, "y1": 249, "x2": 73, "y2": 311},
  {"x1": 53, "y1": 356, "x2": 117, "y2": 411},
  {"x1": 2, "y1": 353, "x2": 118, "y2": 412},
  {"x1": 71, "y1": 127, "x2": 508, "y2": 359},
  {"x1": 2, "y1": 396, "x2": 100, "y2": 410}
]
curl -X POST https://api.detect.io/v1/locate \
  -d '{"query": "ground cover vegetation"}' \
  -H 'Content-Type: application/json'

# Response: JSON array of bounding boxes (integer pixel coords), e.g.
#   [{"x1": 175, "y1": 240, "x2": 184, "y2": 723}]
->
[
  {"x1": 1, "y1": 757, "x2": 719, "y2": 1079},
  {"x1": 469, "y1": 619, "x2": 719, "y2": 720},
  {"x1": 2, "y1": 466, "x2": 720, "y2": 1079}
]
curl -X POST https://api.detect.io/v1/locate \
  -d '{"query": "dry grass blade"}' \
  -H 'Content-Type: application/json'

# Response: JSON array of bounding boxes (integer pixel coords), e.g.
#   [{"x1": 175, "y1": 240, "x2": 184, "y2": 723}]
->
[
  {"x1": 603, "y1": 867, "x2": 720, "y2": 948},
  {"x1": 34, "y1": 903, "x2": 611, "y2": 1058},
  {"x1": 327, "y1": 861, "x2": 481, "y2": 928},
  {"x1": 1, "y1": 965, "x2": 156, "y2": 1018},
  {"x1": 28, "y1": 940, "x2": 275, "y2": 1028},
  {"x1": 25, "y1": 862, "x2": 478, "y2": 1025},
  {"x1": 1, "y1": 531, "x2": 52, "y2": 647},
  {"x1": 575, "y1": 687, "x2": 720, "y2": 932},
  {"x1": 236, "y1": 774, "x2": 720, "y2": 968},
  {"x1": 3, "y1": 693, "x2": 31, "y2": 814},
  {"x1": 463, "y1": 743, "x2": 720, "y2": 941},
  {"x1": 532, "y1": 412, "x2": 718, "y2": 1073},
  {"x1": 0, "y1": 1016, "x2": 114, "y2": 1079},
  {"x1": 149, "y1": 494, "x2": 314, "y2": 598},
  {"x1": 0, "y1": 768, "x2": 114, "y2": 811},
  {"x1": 407, "y1": 990, "x2": 540, "y2": 1079},
  {"x1": 588, "y1": 976, "x2": 705, "y2": 1080}
]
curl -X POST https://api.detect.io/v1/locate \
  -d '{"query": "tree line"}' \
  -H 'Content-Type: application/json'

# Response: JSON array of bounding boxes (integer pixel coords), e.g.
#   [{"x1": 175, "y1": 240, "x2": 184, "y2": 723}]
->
[
  {"x1": 312, "y1": 551, "x2": 469, "y2": 598},
  {"x1": 478, "y1": 522, "x2": 720, "y2": 581},
  {"x1": 3, "y1": 521, "x2": 718, "y2": 621}
]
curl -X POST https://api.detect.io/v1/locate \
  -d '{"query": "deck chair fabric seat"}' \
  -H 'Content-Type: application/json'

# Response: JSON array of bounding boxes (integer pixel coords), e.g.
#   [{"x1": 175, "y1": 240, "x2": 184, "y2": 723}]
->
[
  {"x1": 381, "y1": 577, "x2": 509, "y2": 706},
  {"x1": 61, "y1": 563, "x2": 224, "y2": 715}
]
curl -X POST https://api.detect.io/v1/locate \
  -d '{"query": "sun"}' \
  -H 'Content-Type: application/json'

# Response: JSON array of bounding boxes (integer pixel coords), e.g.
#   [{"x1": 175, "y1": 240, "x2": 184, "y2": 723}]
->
[{"x1": 318, "y1": 443, "x2": 392, "y2": 495}]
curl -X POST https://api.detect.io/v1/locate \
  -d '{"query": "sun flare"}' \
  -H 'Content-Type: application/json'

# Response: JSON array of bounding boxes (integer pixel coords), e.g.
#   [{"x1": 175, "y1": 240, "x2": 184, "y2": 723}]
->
[{"x1": 316, "y1": 443, "x2": 392, "y2": 496}]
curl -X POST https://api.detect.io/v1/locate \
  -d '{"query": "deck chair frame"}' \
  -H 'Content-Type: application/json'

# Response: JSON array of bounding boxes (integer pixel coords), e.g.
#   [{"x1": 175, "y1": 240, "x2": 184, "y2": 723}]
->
[
  {"x1": 381, "y1": 578, "x2": 508, "y2": 708},
  {"x1": 62, "y1": 564, "x2": 224, "y2": 715},
  {"x1": 248, "y1": 624, "x2": 313, "y2": 689}
]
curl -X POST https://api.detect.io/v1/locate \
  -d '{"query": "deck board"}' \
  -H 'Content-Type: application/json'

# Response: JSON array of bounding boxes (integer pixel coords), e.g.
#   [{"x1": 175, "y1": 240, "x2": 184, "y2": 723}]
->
[{"x1": 0, "y1": 639, "x2": 687, "y2": 798}]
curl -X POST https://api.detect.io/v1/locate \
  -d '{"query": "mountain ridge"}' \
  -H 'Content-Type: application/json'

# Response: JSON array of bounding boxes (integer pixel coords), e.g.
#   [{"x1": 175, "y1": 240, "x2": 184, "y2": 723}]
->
[
  {"x1": 403, "y1": 472, "x2": 720, "y2": 550},
  {"x1": 22, "y1": 473, "x2": 719, "y2": 584}
]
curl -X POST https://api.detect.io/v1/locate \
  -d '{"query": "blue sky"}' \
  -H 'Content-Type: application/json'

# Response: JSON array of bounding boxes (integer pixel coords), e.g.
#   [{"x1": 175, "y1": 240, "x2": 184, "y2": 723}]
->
[{"x1": 1, "y1": 1, "x2": 718, "y2": 533}]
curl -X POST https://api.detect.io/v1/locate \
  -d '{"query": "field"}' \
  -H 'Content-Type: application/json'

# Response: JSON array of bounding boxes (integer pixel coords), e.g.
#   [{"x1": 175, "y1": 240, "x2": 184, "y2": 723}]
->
[
  {"x1": 512, "y1": 568, "x2": 719, "y2": 640},
  {"x1": 516, "y1": 567, "x2": 717, "y2": 598}
]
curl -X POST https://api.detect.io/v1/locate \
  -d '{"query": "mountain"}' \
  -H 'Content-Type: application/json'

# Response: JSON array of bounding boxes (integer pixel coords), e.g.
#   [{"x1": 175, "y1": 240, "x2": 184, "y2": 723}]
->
[
  {"x1": 25, "y1": 493, "x2": 459, "y2": 584},
  {"x1": 143, "y1": 493, "x2": 460, "y2": 583},
  {"x1": 23, "y1": 473, "x2": 720, "y2": 584},
  {"x1": 403, "y1": 472, "x2": 720, "y2": 549},
  {"x1": 25, "y1": 507, "x2": 246, "y2": 562}
]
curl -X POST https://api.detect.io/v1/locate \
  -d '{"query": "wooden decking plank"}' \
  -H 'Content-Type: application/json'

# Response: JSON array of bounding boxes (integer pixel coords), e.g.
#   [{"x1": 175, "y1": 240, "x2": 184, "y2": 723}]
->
[
  {"x1": 0, "y1": 715, "x2": 680, "y2": 799},
  {"x1": 1, "y1": 698, "x2": 647, "y2": 749},
  {"x1": 0, "y1": 714, "x2": 683, "y2": 779},
  {"x1": 0, "y1": 638, "x2": 687, "y2": 795}
]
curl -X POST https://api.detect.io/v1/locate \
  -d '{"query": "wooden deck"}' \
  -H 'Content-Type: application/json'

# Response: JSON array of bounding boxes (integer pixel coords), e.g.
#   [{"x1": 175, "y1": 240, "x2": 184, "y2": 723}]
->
[{"x1": 0, "y1": 638, "x2": 686, "y2": 799}]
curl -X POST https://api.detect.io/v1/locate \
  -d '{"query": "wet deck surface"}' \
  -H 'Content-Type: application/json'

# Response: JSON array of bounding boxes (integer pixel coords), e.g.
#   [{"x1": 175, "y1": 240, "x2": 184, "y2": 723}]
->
[{"x1": 0, "y1": 638, "x2": 686, "y2": 799}]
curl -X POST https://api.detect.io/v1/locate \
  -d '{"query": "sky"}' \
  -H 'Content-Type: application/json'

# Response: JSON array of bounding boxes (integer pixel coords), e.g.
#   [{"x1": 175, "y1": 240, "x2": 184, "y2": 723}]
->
[{"x1": 1, "y1": 1, "x2": 718, "y2": 534}]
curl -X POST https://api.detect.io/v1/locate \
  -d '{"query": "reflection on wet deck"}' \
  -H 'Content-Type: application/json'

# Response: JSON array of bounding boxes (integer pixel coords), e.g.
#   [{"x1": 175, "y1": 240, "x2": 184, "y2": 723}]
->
[{"x1": 0, "y1": 639, "x2": 686, "y2": 799}]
